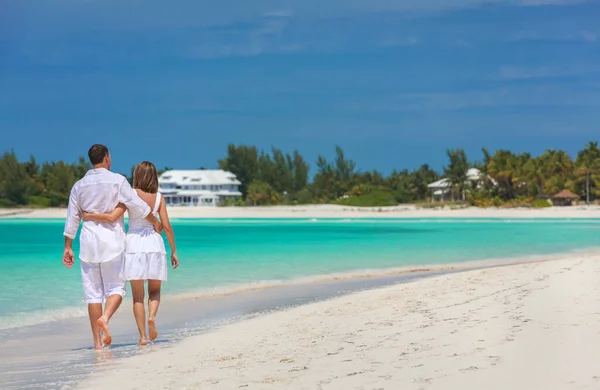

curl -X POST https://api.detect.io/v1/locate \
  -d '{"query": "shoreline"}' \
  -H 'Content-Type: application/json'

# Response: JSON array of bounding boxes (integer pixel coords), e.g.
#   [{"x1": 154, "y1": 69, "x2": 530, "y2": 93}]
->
[
  {"x1": 4, "y1": 217, "x2": 600, "y2": 388},
  {"x1": 3, "y1": 250, "x2": 599, "y2": 389},
  {"x1": 0, "y1": 260, "x2": 467, "y2": 389},
  {"x1": 162, "y1": 245, "x2": 600, "y2": 301},
  {"x1": 3, "y1": 247, "x2": 598, "y2": 332},
  {"x1": 78, "y1": 252, "x2": 600, "y2": 389},
  {"x1": 3, "y1": 204, "x2": 600, "y2": 219}
]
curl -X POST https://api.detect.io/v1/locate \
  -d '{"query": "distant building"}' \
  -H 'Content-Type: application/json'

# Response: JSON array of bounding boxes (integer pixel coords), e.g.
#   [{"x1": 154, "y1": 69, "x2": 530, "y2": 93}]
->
[
  {"x1": 427, "y1": 168, "x2": 495, "y2": 202},
  {"x1": 551, "y1": 189, "x2": 579, "y2": 207},
  {"x1": 158, "y1": 170, "x2": 242, "y2": 207}
]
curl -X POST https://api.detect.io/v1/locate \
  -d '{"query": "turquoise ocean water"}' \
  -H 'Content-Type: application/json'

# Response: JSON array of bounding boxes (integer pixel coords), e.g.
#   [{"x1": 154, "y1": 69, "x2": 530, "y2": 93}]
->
[{"x1": 1, "y1": 218, "x2": 600, "y2": 331}]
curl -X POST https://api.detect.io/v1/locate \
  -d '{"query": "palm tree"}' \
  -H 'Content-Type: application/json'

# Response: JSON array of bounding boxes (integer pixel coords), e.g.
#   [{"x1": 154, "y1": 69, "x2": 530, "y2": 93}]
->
[
  {"x1": 523, "y1": 157, "x2": 545, "y2": 196},
  {"x1": 487, "y1": 150, "x2": 520, "y2": 199},
  {"x1": 537, "y1": 149, "x2": 575, "y2": 197},
  {"x1": 444, "y1": 149, "x2": 469, "y2": 201},
  {"x1": 576, "y1": 141, "x2": 600, "y2": 204},
  {"x1": 404, "y1": 164, "x2": 439, "y2": 201},
  {"x1": 472, "y1": 148, "x2": 497, "y2": 197}
]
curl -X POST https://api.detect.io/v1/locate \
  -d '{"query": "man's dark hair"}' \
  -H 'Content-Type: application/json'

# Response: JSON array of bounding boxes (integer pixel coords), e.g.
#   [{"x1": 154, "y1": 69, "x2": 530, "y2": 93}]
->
[{"x1": 88, "y1": 144, "x2": 109, "y2": 165}]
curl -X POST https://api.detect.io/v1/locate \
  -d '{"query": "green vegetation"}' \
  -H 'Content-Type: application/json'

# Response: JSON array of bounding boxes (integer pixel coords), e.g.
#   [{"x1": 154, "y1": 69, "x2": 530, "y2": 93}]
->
[
  {"x1": 532, "y1": 199, "x2": 552, "y2": 208},
  {"x1": 0, "y1": 151, "x2": 90, "y2": 207},
  {"x1": 2, "y1": 142, "x2": 600, "y2": 208},
  {"x1": 218, "y1": 145, "x2": 439, "y2": 206},
  {"x1": 336, "y1": 190, "x2": 398, "y2": 207},
  {"x1": 218, "y1": 197, "x2": 249, "y2": 207}
]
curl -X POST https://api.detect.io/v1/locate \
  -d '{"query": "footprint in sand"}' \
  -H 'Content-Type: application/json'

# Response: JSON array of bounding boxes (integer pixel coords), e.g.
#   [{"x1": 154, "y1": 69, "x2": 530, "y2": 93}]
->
[{"x1": 488, "y1": 356, "x2": 502, "y2": 366}]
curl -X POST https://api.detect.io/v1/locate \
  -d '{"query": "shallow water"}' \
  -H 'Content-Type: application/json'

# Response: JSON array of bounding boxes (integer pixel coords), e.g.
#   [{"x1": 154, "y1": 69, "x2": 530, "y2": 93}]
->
[
  {"x1": 2, "y1": 218, "x2": 600, "y2": 329},
  {"x1": 1, "y1": 218, "x2": 600, "y2": 388}
]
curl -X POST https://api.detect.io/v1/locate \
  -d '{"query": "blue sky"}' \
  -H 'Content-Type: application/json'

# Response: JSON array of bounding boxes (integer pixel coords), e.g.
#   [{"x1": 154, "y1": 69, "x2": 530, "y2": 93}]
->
[{"x1": 2, "y1": 0, "x2": 599, "y2": 175}]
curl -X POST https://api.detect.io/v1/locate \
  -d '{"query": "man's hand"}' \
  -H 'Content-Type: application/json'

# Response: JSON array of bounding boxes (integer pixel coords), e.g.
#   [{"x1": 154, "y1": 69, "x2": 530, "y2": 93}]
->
[
  {"x1": 153, "y1": 220, "x2": 163, "y2": 234},
  {"x1": 63, "y1": 247, "x2": 75, "y2": 268},
  {"x1": 145, "y1": 212, "x2": 162, "y2": 234}
]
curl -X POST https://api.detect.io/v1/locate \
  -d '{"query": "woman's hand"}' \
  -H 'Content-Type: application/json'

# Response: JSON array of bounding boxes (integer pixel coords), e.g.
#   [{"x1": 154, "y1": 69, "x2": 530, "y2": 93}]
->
[
  {"x1": 171, "y1": 253, "x2": 179, "y2": 269},
  {"x1": 82, "y1": 211, "x2": 92, "y2": 221}
]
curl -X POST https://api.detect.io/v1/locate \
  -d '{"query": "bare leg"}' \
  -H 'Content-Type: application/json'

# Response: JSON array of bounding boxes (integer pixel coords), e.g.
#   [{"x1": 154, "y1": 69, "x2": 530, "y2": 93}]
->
[
  {"x1": 147, "y1": 280, "x2": 161, "y2": 342},
  {"x1": 96, "y1": 294, "x2": 122, "y2": 347},
  {"x1": 88, "y1": 303, "x2": 103, "y2": 350},
  {"x1": 130, "y1": 280, "x2": 147, "y2": 346}
]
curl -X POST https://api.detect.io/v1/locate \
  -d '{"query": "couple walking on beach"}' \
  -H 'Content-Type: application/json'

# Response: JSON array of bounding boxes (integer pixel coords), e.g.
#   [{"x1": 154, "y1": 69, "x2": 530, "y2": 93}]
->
[{"x1": 62, "y1": 144, "x2": 179, "y2": 349}]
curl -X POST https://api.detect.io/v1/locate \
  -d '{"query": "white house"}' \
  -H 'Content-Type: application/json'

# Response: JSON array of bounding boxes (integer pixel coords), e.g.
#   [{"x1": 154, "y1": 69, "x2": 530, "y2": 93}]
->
[
  {"x1": 158, "y1": 170, "x2": 242, "y2": 207},
  {"x1": 427, "y1": 168, "x2": 494, "y2": 202}
]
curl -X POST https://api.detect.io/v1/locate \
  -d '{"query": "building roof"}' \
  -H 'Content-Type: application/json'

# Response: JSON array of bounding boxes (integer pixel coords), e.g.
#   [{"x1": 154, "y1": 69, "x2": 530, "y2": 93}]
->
[
  {"x1": 428, "y1": 178, "x2": 451, "y2": 189},
  {"x1": 159, "y1": 169, "x2": 242, "y2": 185},
  {"x1": 552, "y1": 189, "x2": 579, "y2": 199},
  {"x1": 172, "y1": 190, "x2": 242, "y2": 197},
  {"x1": 428, "y1": 168, "x2": 491, "y2": 189}
]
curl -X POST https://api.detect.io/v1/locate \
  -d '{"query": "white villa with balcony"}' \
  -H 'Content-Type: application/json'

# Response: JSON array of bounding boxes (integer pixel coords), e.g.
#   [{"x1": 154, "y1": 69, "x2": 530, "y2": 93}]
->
[
  {"x1": 427, "y1": 168, "x2": 496, "y2": 202},
  {"x1": 158, "y1": 170, "x2": 242, "y2": 207}
]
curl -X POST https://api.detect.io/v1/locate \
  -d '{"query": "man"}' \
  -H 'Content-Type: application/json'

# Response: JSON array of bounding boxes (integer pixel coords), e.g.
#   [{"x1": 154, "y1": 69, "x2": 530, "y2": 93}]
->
[{"x1": 63, "y1": 144, "x2": 162, "y2": 349}]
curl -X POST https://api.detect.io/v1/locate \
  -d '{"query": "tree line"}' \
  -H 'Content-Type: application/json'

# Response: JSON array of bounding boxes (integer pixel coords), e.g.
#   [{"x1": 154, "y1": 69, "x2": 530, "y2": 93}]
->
[
  {"x1": 0, "y1": 152, "x2": 91, "y2": 207},
  {"x1": 1, "y1": 142, "x2": 599, "y2": 208},
  {"x1": 218, "y1": 142, "x2": 600, "y2": 207}
]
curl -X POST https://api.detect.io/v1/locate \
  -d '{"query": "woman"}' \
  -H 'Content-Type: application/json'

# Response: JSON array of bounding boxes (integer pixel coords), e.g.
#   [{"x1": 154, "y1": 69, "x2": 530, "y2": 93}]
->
[{"x1": 83, "y1": 161, "x2": 178, "y2": 345}]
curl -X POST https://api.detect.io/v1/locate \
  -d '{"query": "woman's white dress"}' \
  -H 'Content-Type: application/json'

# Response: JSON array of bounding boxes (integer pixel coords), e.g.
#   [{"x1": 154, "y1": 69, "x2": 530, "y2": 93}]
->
[{"x1": 122, "y1": 193, "x2": 167, "y2": 281}]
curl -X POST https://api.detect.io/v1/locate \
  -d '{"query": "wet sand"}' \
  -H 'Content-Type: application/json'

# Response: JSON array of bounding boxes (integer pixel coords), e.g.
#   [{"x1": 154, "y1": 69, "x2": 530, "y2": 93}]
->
[
  {"x1": 74, "y1": 252, "x2": 600, "y2": 390},
  {"x1": 0, "y1": 268, "x2": 450, "y2": 389}
]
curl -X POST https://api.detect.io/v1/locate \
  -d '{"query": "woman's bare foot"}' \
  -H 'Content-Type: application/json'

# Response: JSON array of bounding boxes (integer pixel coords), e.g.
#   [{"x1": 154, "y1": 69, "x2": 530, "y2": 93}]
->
[
  {"x1": 137, "y1": 338, "x2": 147, "y2": 347},
  {"x1": 148, "y1": 317, "x2": 158, "y2": 342},
  {"x1": 96, "y1": 317, "x2": 112, "y2": 346}
]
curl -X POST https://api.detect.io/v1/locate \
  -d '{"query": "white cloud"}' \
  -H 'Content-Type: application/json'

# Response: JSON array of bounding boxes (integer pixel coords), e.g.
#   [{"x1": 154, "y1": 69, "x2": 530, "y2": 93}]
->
[
  {"x1": 356, "y1": 84, "x2": 600, "y2": 112},
  {"x1": 379, "y1": 36, "x2": 420, "y2": 47},
  {"x1": 506, "y1": 29, "x2": 597, "y2": 43},
  {"x1": 500, "y1": 66, "x2": 572, "y2": 80},
  {"x1": 452, "y1": 39, "x2": 473, "y2": 48},
  {"x1": 515, "y1": 0, "x2": 587, "y2": 5},
  {"x1": 581, "y1": 31, "x2": 597, "y2": 42},
  {"x1": 9, "y1": 0, "x2": 593, "y2": 35},
  {"x1": 265, "y1": 10, "x2": 293, "y2": 18},
  {"x1": 498, "y1": 65, "x2": 599, "y2": 80},
  {"x1": 182, "y1": 18, "x2": 300, "y2": 59},
  {"x1": 254, "y1": 19, "x2": 286, "y2": 36},
  {"x1": 6, "y1": 0, "x2": 594, "y2": 63}
]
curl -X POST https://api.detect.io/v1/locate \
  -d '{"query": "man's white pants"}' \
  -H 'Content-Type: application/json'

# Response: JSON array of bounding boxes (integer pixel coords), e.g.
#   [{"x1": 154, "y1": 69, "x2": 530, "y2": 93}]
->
[{"x1": 80, "y1": 252, "x2": 126, "y2": 304}]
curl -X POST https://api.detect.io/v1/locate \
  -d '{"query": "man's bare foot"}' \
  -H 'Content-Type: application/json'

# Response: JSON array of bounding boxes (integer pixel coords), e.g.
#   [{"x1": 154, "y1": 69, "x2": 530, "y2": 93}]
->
[
  {"x1": 148, "y1": 317, "x2": 158, "y2": 342},
  {"x1": 96, "y1": 317, "x2": 112, "y2": 346}
]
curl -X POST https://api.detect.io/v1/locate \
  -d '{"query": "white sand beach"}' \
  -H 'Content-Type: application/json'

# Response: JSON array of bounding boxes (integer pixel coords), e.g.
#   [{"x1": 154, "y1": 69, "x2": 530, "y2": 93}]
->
[
  {"x1": 79, "y1": 253, "x2": 600, "y2": 390},
  {"x1": 4, "y1": 204, "x2": 600, "y2": 219}
]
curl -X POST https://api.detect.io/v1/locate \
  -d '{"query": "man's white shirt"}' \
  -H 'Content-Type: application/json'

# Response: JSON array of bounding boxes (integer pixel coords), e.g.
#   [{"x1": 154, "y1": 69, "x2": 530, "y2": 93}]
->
[{"x1": 63, "y1": 168, "x2": 151, "y2": 263}]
